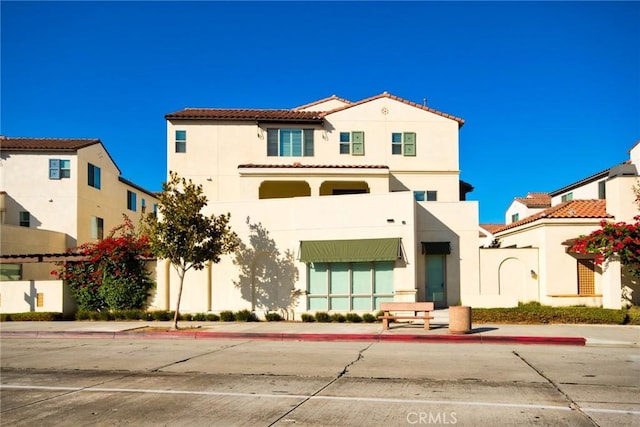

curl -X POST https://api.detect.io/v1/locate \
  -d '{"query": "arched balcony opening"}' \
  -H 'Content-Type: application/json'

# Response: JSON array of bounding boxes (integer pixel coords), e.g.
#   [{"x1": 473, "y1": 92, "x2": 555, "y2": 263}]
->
[
  {"x1": 319, "y1": 181, "x2": 370, "y2": 196},
  {"x1": 259, "y1": 181, "x2": 311, "y2": 199}
]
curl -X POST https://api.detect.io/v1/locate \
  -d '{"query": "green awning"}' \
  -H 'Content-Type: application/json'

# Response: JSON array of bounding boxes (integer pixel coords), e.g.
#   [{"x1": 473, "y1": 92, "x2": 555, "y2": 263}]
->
[{"x1": 299, "y1": 238, "x2": 402, "y2": 263}]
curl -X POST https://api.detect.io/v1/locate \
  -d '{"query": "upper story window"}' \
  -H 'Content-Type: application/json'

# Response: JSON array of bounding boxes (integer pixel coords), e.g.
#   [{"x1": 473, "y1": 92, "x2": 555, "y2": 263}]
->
[
  {"x1": 175, "y1": 130, "x2": 187, "y2": 153},
  {"x1": 141, "y1": 198, "x2": 146, "y2": 213},
  {"x1": 49, "y1": 159, "x2": 71, "y2": 179},
  {"x1": 339, "y1": 131, "x2": 365, "y2": 155},
  {"x1": 598, "y1": 181, "x2": 606, "y2": 199},
  {"x1": 426, "y1": 191, "x2": 437, "y2": 201},
  {"x1": 561, "y1": 192, "x2": 573, "y2": 202},
  {"x1": 88, "y1": 163, "x2": 101, "y2": 189},
  {"x1": 267, "y1": 128, "x2": 314, "y2": 157},
  {"x1": 19, "y1": 211, "x2": 30, "y2": 227},
  {"x1": 127, "y1": 190, "x2": 137, "y2": 212},
  {"x1": 391, "y1": 132, "x2": 416, "y2": 156},
  {"x1": 413, "y1": 191, "x2": 425, "y2": 201},
  {"x1": 511, "y1": 213, "x2": 519, "y2": 223},
  {"x1": 91, "y1": 216, "x2": 104, "y2": 239}
]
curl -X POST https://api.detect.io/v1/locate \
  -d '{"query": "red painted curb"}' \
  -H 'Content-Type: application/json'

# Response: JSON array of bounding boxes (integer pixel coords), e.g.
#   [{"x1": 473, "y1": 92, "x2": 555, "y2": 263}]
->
[{"x1": 0, "y1": 331, "x2": 587, "y2": 346}]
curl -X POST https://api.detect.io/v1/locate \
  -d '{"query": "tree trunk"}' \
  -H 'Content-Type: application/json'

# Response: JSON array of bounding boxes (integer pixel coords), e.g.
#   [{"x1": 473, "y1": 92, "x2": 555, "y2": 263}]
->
[{"x1": 172, "y1": 269, "x2": 186, "y2": 329}]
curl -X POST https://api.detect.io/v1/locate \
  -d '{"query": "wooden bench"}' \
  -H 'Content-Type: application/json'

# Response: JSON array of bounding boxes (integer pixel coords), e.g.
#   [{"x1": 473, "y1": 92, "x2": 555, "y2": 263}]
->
[{"x1": 378, "y1": 302, "x2": 435, "y2": 330}]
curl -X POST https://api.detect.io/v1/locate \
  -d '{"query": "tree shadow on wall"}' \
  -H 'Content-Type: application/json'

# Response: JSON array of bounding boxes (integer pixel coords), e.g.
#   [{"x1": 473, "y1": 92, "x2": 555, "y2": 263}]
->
[{"x1": 232, "y1": 217, "x2": 301, "y2": 319}]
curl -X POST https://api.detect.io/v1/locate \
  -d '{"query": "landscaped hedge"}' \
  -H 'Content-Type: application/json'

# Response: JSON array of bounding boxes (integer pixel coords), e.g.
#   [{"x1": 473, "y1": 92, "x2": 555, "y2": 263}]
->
[
  {"x1": 0, "y1": 312, "x2": 65, "y2": 321},
  {"x1": 472, "y1": 303, "x2": 632, "y2": 325}
]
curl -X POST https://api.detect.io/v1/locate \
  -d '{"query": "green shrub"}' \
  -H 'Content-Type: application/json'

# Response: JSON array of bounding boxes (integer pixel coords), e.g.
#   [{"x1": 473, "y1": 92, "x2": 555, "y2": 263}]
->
[
  {"x1": 345, "y1": 313, "x2": 362, "y2": 323},
  {"x1": 265, "y1": 312, "x2": 283, "y2": 321},
  {"x1": 301, "y1": 313, "x2": 315, "y2": 322},
  {"x1": 472, "y1": 305, "x2": 627, "y2": 324},
  {"x1": 206, "y1": 313, "x2": 220, "y2": 321},
  {"x1": 330, "y1": 313, "x2": 346, "y2": 323},
  {"x1": 235, "y1": 309, "x2": 258, "y2": 322},
  {"x1": 0, "y1": 312, "x2": 63, "y2": 321},
  {"x1": 219, "y1": 311, "x2": 235, "y2": 321},
  {"x1": 625, "y1": 306, "x2": 640, "y2": 325},
  {"x1": 362, "y1": 313, "x2": 376, "y2": 323},
  {"x1": 151, "y1": 310, "x2": 174, "y2": 321},
  {"x1": 315, "y1": 312, "x2": 330, "y2": 323},
  {"x1": 179, "y1": 313, "x2": 193, "y2": 321},
  {"x1": 75, "y1": 311, "x2": 91, "y2": 320}
]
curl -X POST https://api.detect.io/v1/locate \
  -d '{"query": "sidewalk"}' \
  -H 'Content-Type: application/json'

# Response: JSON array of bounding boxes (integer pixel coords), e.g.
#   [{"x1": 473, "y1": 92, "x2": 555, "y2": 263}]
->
[{"x1": 2, "y1": 310, "x2": 638, "y2": 347}]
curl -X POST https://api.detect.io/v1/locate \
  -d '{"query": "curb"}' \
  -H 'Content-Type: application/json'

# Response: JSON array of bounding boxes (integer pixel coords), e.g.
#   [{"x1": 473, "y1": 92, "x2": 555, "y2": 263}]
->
[{"x1": 0, "y1": 330, "x2": 587, "y2": 346}]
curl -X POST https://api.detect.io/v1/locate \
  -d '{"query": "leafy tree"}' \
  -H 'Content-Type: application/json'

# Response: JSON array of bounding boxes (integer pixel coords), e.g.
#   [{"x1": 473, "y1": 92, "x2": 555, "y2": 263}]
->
[
  {"x1": 53, "y1": 216, "x2": 155, "y2": 311},
  {"x1": 144, "y1": 171, "x2": 238, "y2": 329}
]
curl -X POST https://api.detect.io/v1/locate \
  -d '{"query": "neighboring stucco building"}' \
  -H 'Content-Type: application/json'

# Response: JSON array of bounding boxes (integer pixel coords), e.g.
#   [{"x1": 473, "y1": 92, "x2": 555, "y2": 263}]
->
[
  {"x1": 0, "y1": 136, "x2": 158, "y2": 314},
  {"x1": 477, "y1": 143, "x2": 640, "y2": 309},
  {"x1": 155, "y1": 93, "x2": 480, "y2": 316}
]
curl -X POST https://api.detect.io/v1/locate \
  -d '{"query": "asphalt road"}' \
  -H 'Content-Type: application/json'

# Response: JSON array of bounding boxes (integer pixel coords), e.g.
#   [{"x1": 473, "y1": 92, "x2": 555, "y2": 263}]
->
[{"x1": 1, "y1": 337, "x2": 638, "y2": 426}]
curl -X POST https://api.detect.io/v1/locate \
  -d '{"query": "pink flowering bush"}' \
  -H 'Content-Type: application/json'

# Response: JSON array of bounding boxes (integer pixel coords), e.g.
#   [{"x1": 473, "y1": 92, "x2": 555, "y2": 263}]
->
[
  {"x1": 571, "y1": 217, "x2": 640, "y2": 277},
  {"x1": 52, "y1": 216, "x2": 155, "y2": 311}
]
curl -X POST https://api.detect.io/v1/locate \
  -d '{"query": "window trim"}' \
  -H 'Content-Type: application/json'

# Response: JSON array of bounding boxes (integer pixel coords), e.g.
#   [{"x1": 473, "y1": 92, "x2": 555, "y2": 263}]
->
[
  {"x1": 175, "y1": 130, "x2": 187, "y2": 153},
  {"x1": 391, "y1": 132, "x2": 416, "y2": 156}
]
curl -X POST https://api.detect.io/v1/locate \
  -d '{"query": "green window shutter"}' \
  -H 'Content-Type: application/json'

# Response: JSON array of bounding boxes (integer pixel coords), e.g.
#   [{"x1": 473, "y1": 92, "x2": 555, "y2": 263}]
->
[
  {"x1": 303, "y1": 129, "x2": 314, "y2": 156},
  {"x1": 403, "y1": 132, "x2": 416, "y2": 156},
  {"x1": 351, "y1": 131, "x2": 364, "y2": 155},
  {"x1": 49, "y1": 159, "x2": 60, "y2": 179},
  {"x1": 267, "y1": 129, "x2": 278, "y2": 156}
]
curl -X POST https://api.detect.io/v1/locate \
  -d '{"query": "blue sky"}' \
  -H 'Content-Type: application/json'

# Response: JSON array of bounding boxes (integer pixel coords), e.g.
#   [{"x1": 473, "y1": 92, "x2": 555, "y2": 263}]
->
[{"x1": 2, "y1": 1, "x2": 638, "y2": 224}]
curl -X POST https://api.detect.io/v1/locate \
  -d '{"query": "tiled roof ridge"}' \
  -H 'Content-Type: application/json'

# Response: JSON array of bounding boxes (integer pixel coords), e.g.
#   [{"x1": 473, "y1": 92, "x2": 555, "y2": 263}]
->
[
  {"x1": 495, "y1": 199, "x2": 612, "y2": 234},
  {"x1": 0, "y1": 136, "x2": 101, "y2": 151},
  {"x1": 292, "y1": 95, "x2": 352, "y2": 111},
  {"x1": 321, "y1": 92, "x2": 465, "y2": 126},
  {"x1": 238, "y1": 163, "x2": 389, "y2": 169},
  {"x1": 164, "y1": 108, "x2": 323, "y2": 121}
]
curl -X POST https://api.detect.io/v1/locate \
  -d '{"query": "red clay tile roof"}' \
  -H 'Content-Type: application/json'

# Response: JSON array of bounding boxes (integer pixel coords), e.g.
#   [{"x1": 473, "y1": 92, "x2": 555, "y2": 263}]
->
[
  {"x1": 164, "y1": 109, "x2": 324, "y2": 122},
  {"x1": 0, "y1": 136, "x2": 100, "y2": 151},
  {"x1": 480, "y1": 224, "x2": 505, "y2": 234},
  {"x1": 292, "y1": 95, "x2": 352, "y2": 110},
  {"x1": 514, "y1": 192, "x2": 551, "y2": 208},
  {"x1": 495, "y1": 200, "x2": 613, "y2": 233},
  {"x1": 324, "y1": 92, "x2": 465, "y2": 127},
  {"x1": 238, "y1": 163, "x2": 389, "y2": 169},
  {"x1": 165, "y1": 93, "x2": 464, "y2": 127}
]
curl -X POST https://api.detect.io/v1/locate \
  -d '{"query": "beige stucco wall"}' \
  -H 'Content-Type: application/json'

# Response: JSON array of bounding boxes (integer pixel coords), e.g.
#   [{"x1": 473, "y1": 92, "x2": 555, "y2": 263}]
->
[
  {"x1": 0, "y1": 280, "x2": 76, "y2": 315},
  {"x1": 0, "y1": 151, "x2": 78, "y2": 247},
  {"x1": 0, "y1": 225, "x2": 68, "y2": 281},
  {"x1": 551, "y1": 179, "x2": 606, "y2": 205},
  {"x1": 167, "y1": 97, "x2": 462, "y2": 204},
  {"x1": 605, "y1": 175, "x2": 639, "y2": 222}
]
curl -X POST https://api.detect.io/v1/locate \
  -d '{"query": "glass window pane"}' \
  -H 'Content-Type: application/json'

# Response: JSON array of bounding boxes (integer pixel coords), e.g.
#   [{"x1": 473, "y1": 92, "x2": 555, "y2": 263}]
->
[
  {"x1": 280, "y1": 130, "x2": 292, "y2": 156},
  {"x1": 330, "y1": 297, "x2": 349, "y2": 311},
  {"x1": 374, "y1": 296, "x2": 394, "y2": 310},
  {"x1": 392, "y1": 133, "x2": 402, "y2": 143},
  {"x1": 391, "y1": 144, "x2": 402, "y2": 155},
  {"x1": 330, "y1": 263, "x2": 349, "y2": 294},
  {"x1": 291, "y1": 130, "x2": 302, "y2": 156},
  {"x1": 339, "y1": 132, "x2": 350, "y2": 142},
  {"x1": 352, "y1": 262, "x2": 371, "y2": 294},
  {"x1": 374, "y1": 261, "x2": 394, "y2": 294},
  {"x1": 414, "y1": 191, "x2": 425, "y2": 202},
  {"x1": 309, "y1": 297, "x2": 327, "y2": 311},
  {"x1": 175, "y1": 130, "x2": 186, "y2": 140},
  {"x1": 309, "y1": 263, "x2": 328, "y2": 294},
  {"x1": 352, "y1": 296, "x2": 371, "y2": 311}
]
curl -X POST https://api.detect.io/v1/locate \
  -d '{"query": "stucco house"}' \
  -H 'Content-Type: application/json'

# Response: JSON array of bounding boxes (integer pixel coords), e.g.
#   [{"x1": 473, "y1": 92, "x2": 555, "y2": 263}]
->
[
  {"x1": 477, "y1": 143, "x2": 640, "y2": 309},
  {"x1": 0, "y1": 136, "x2": 158, "y2": 314},
  {"x1": 153, "y1": 93, "x2": 481, "y2": 316}
]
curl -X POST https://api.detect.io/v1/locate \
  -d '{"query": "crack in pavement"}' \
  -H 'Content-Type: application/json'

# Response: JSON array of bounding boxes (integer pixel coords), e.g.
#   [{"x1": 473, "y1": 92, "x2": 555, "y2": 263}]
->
[
  {"x1": 513, "y1": 350, "x2": 600, "y2": 427},
  {"x1": 267, "y1": 342, "x2": 373, "y2": 427},
  {"x1": 148, "y1": 341, "x2": 251, "y2": 372}
]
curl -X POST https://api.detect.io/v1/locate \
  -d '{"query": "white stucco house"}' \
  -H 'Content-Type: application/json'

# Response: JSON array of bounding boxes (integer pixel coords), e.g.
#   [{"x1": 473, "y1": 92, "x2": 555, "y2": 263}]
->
[
  {"x1": 153, "y1": 93, "x2": 481, "y2": 316},
  {"x1": 0, "y1": 136, "x2": 158, "y2": 314},
  {"x1": 477, "y1": 143, "x2": 640, "y2": 309}
]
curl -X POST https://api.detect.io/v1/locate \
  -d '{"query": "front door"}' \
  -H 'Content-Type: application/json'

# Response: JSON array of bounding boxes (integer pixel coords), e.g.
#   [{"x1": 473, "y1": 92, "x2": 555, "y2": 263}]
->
[{"x1": 426, "y1": 255, "x2": 446, "y2": 308}]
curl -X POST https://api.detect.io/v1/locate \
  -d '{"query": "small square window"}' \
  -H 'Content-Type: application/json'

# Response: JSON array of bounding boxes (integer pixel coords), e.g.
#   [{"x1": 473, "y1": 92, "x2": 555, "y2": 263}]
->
[
  {"x1": 19, "y1": 211, "x2": 30, "y2": 227},
  {"x1": 426, "y1": 191, "x2": 437, "y2": 201},
  {"x1": 175, "y1": 130, "x2": 187, "y2": 153},
  {"x1": 339, "y1": 132, "x2": 350, "y2": 154},
  {"x1": 391, "y1": 133, "x2": 402, "y2": 155},
  {"x1": 511, "y1": 213, "x2": 520, "y2": 223},
  {"x1": 561, "y1": 192, "x2": 573, "y2": 202},
  {"x1": 413, "y1": 191, "x2": 426, "y2": 202},
  {"x1": 60, "y1": 160, "x2": 71, "y2": 178}
]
